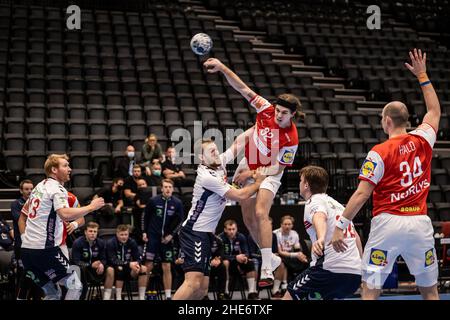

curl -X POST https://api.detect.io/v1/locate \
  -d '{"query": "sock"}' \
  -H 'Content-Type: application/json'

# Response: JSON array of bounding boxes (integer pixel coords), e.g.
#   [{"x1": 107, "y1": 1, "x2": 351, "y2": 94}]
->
[
  {"x1": 104, "y1": 288, "x2": 112, "y2": 300},
  {"x1": 261, "y1": 248, "x2": 272, "y2": 271},
  {"x1": 281, "y1": 281, "x2": 287, "y2": 290},
  {"x1": 116, "y1": 288, "x2": 122, "y2": 300},
  {"x1": 247, "y1": 278, "x2": 256, "y2": 293},
  {"x1": 225, "y1": 280, "x2": 229, "y2": 294},
  {"x1": 139, "y1": 287, "x2": 146, "y2": 300},
  {"x1": 165, "y1": 289, "x2": 171, "y2": 298},
  {"x1": 272, "y1": 280, "x2": 281, "y2": 294}
]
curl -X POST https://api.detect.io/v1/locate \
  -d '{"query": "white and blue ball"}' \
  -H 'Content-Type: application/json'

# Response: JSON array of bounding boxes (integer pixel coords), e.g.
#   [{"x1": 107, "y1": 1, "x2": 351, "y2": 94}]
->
[{"x1": 190, "y1": 33, "x2": 213, "y2": 55}]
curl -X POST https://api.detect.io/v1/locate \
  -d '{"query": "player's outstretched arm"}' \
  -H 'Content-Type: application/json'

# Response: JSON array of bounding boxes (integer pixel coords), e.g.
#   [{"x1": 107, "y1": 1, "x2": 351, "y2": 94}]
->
[
  {"x1": 405, "y1": 48, "x2": 441, "y2": 132},
  {"x1": 57, "y1": 197, "x2": 105, "y2": 221},
  {"x1": 330, "y1": 180, "x2": 374, "y2": 252},
  {"x1": 225, "y1": 169, "x2": 266, "y2": 201},
  {"x1": 222, "y1": 126, "x2": 255, "y2": 164},
  {"x1": 204, "y1": 58, "x2": 257, "y2": 102}
]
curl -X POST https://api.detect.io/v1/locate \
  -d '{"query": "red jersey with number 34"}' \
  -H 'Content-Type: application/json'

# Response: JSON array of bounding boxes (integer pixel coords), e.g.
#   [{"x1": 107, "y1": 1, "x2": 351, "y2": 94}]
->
[
  {"x1": 245, "y1": 95, "x2": 299, "y2": 170},
  {"x1": 359, "y1": 123, "x2": 436, "y2": 217}
]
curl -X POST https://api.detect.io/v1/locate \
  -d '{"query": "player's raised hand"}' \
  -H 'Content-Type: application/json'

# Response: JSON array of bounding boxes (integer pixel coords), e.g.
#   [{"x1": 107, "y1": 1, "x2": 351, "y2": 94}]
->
[
  {"x1": 329, "y1": 227, "x2": 348, "y2": 253},
  {"x1": 204, "y1": 58, "x2": 224, "y2": 73},
  {"x1": 405, "y1": 48, "x2": 427, "y2": 78}
]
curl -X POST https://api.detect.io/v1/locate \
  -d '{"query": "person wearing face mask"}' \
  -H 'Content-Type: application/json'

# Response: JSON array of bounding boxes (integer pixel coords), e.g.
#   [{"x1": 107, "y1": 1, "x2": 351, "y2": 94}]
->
[
  {"x1": 114, "y1": 145, "x2": 137, "y2": 179},
  {"x1": 162, "y1": 146, "x2": 194, "y2": 187},
  {"x1": 146, "y1": 160, "x2": 163, "y2": 187},
  {"x1": 93, "y1": 177, "x2": 125, "y2": 216}
]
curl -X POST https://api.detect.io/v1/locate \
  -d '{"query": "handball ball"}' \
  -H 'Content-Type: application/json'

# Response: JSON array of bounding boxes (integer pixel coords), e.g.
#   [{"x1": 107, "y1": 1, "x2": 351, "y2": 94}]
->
[{"x1": 190, "y1": 33, "x2": 213, "y2": 55}]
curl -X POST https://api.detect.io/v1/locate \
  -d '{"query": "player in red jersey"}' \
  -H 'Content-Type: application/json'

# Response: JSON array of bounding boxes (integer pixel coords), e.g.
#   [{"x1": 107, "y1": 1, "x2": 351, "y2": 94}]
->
[
  {"x1": 330, "y1": 49, "x2": 440, "y2": 300},
  {"x1": 59, "y1": 192, "x2": 85, "y2": 260},
  {"x1": 204, "y1": 58, "x2": 303, "y2": 286}
]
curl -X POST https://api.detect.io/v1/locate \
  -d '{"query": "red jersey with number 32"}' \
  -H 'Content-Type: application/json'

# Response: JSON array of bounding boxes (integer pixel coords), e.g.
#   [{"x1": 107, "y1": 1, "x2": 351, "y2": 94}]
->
[
  {"x1": 245, "y1": 95, "x2": 299, "y2": 170},
  {"x1": 359, "y1": 123, "x2": 436, "y2": 217}
]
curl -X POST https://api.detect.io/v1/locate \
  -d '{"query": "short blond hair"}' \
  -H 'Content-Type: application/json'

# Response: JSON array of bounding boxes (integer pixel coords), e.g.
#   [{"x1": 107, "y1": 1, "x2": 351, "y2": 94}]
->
[{"x1": 44, "y1": 154, "x2": 69, "y2": 177}]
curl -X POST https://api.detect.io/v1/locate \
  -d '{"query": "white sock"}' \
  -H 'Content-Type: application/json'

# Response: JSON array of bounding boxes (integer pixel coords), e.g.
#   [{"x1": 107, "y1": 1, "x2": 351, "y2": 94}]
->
[
  {"x1": 165, "y1": 289, "x2": 171, "y2": 298},
  {"x1": 281, "y1": 281, "x2": 287, "y2": 290},
  {"x1": 247, "y1": 278, "x2": 256, "y2": 293},
  {"x1": 139, "y1": 287, "x2": 146, "y2": 300},
  {"x1": 272, "y1": 280, "x2": 281, "y2": 294},
  {"x1": 225, "y1": 280, "x2": 229, "y2": 294},
  {"x1": 116, "y1": 288, "x2": 122, "y2": 300},
  {"x1": 261, "y1": 248, "x2": 272, "y2": 270},
  {"x1": 104, "y1": 288, "x2": 112, "y2": 300}
]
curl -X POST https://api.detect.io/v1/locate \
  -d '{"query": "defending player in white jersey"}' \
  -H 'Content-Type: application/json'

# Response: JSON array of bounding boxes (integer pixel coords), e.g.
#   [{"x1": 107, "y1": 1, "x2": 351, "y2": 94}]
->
[
  {"x1": 283, "y1": 166, "x2": 362, "y2": 300},
  {"x1": 204, "y1": 58, "x2": 303, "y2": 286},
  {"x1": 173, "y1": 139, "x2": 267, "y2": 300},
  {"x1": 331, "y1": 49, "x2": 441, "y2": 300},
  {"x1": 19, "y1": 154, "x2": 104, "y2": 300}
]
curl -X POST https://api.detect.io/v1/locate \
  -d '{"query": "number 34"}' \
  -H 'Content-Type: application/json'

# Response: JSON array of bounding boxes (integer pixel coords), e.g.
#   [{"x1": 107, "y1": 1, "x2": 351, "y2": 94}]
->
[{"x1": 400, "y1": 156, "x2": 423, "y2": 187}]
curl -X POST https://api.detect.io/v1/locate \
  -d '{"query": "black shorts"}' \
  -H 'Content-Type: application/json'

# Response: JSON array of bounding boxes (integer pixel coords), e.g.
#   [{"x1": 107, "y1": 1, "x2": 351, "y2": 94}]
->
[
  {"x1": 178, "y1": 227, "x2": 214, "y2": 276},
  {"x1": 287, "y1": 266, "x2": 361, "y2": 300},
  {"x1": 145, "y1": 235, "x2": 174, "y2": 263},
  {"x1": 113, "y1": 265, "x2": 133, "y2": 281},
  {"x1": 21, "y1": 246, "x2": 69, "y2": 287},
  {"x1": 227, "y1": 259, "x2": 255, "y2": 274}
]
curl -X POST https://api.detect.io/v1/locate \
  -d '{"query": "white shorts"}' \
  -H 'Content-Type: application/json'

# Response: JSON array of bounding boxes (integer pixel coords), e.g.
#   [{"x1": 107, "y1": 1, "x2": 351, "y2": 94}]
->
[
  {"x1": 362, "y1": 213, "x2": 438, "y2": 288},
  {"x1": 232, "y1": 157, "x2": 283, "y2": 198}
]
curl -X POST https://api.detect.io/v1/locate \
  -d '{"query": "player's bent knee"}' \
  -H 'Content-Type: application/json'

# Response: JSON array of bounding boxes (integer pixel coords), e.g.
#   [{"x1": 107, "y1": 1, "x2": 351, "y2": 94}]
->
[{"x1": 415, "y1": 269, "x2": 438, "y2": 288}]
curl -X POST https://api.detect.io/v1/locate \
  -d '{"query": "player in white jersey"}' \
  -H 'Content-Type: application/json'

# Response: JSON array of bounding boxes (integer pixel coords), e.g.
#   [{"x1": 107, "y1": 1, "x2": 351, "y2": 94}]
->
[
  {"x1": 19, "y1": 154, "x2": 104, "y2": 300},
  {"x1": 173, "y1": 138, "x2": 267, "y2": 300},
  {"x1": 283, "y1": 166, "x2": 362, "y2": 300}
]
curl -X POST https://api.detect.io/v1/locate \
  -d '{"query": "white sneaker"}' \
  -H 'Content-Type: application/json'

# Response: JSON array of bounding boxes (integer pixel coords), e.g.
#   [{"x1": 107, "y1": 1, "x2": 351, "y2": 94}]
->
[
  {"x1": 271, "y1": 254, "x2": 281, "y2": 271},
  {"x1": 258, "y1": 268, "x2": 274, "y2": 288}
]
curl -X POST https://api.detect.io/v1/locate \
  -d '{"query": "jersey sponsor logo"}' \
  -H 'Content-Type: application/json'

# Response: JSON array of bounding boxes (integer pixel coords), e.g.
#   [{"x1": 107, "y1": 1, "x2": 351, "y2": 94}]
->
[
  {"x1": 390, "y1": 178, "x2": 430, "y2": 203},
  {"x1": 400, "y1": 206, "x2": 421, "y2": 213},
  {"x1": 369, "y1": 248, "x2": 388, "y2": 266},
  {"x1": 425, "y1": 249, "x2": 435, "y2": 267},
  {"x1": 360, "y1": 159, "x2": 377, "y2": 178},
  {"x1": 281, "y1": 149, "x2": 294, "y2": 164}
]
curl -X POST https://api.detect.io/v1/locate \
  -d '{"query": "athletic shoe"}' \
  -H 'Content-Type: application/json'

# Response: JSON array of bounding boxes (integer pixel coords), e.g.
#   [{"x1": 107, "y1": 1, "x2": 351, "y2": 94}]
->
[
  {"x1": 247, "y1": 292, "x2": 260, "y2": 300},
  {"x1": 271, "y1": 291, "x2": 284, "y2": 299},
  {"x1": 258, "y1": 268, "x2": 274, "y2": 288}
]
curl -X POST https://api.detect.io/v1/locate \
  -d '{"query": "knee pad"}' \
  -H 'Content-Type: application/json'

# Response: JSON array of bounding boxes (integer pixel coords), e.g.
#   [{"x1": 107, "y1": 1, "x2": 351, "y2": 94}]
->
[
  {"x1": 414, "y1": 268, "x2": 438, "y2": 288},
  {"x1": 42, "y1": 281, "x2": 62, "y2": 300}
]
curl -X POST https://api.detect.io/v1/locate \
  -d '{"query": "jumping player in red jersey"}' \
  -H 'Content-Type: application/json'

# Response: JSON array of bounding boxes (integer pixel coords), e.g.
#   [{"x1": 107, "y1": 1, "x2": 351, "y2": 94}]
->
[
  {"x1": 330, "y1": 49, "x2": 440, "y2": 300},
  {"x1": 204, "y1": 58, "x2": 303, "y2": 286}
]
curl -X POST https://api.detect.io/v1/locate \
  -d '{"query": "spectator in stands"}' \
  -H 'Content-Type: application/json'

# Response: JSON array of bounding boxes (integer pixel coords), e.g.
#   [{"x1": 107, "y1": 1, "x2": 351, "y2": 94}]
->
[
  {"x1": 207, "y1": 235, "x2": 227, "y2": 300},
  {"x1": 114, "y1": 145, "x2": 137, "y2": 179},
  {"x1": 10, "y1": 179, "x2": 38, "y2": 300},
  {"x1": 123, "y1": 165, "x2": 145, "y2": 205},
  {"x1": 135, "y1": 178, "x2": 150, "y2": 209},
  {"x1": 93, "y1": 177, "x2": 124, "y2": 215},
  {"x1": 141, "y1": 134, "x2": 163, "y2": 168},
  {"x1": 143, "y1": 179, "x2": 184, "y2": 300},
  {"x1": 272, "y1": 215, "x2": 308, "y2": 297},
  {"x1": 162, "y1": 146, "x2": 194, "y2": 187},
  {"x1": 0, "y1": 219, "x2": 13, "y2": 251},
  {"x1": 71, "y1": 222, "x2": 106, "y2": 300},
  {"x1": 219, "y1": 220, "x2": 259, "y2": 300},
  {"x1": 104, "y1": 224, "x2": 147, "y2": 300},
  {"x1": 146, "y1": 160, "x2": 163, "y2": 187}
]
